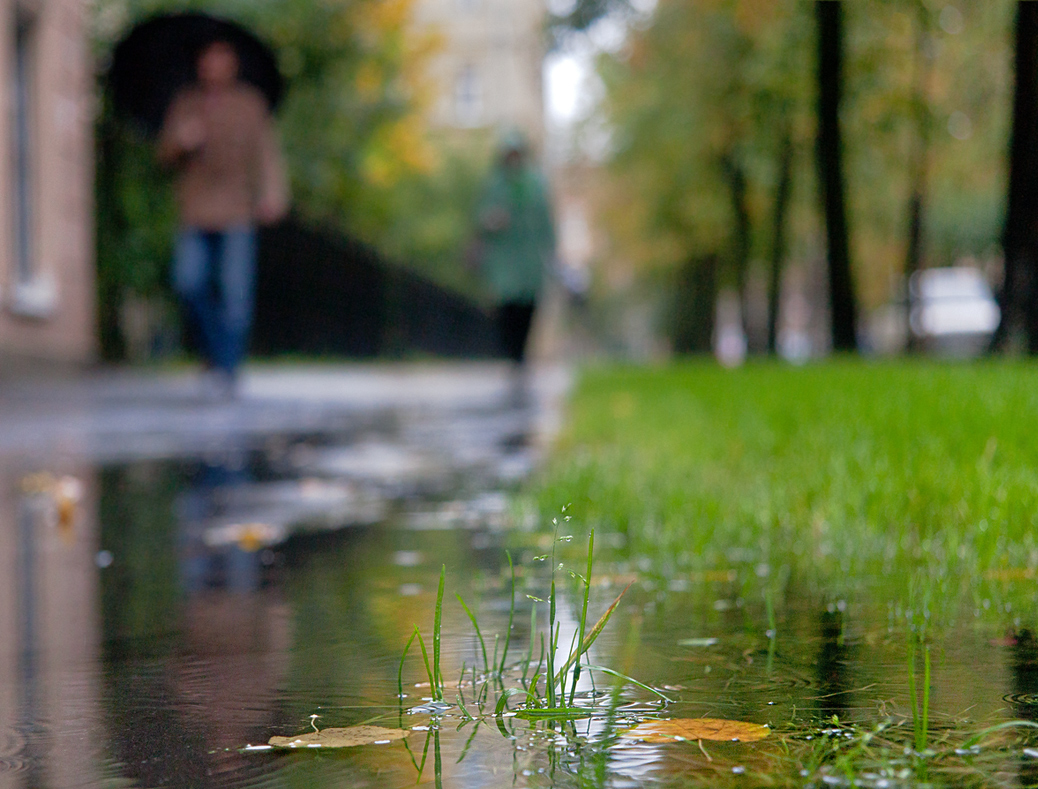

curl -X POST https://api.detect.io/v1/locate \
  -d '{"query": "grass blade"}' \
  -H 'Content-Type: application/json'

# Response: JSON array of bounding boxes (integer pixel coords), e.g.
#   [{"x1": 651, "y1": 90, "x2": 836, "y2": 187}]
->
[
  {"x1": 569, "y1": 530, "x2": 594, "y2": 704},
  {"x1": 416, "y1": 629, "x2": 435, "y2": 691},
  {"x1": 495, "y1": 687, "x2": 524, "y2": 715},
  {"x1": 553, "y1": 581, "x2": 633, "y2": 686},
  {"x1": 399, "y1": 627, "x2": 419, "y2": 702},
  {"x1": 579, "y1": 663, "x2": 674, "y2": 703},
  {"x1": 961, "y1": 720, "x2": 1038, "y2": 749},
  {"x1": 456, "y1": 721, "x2": 481, "y2": 764},
  {"x1": 522, "y1": 604, "x2": 537, "y2": 681},
  {"x1": 456, "y1": 594, "x2": 489, "y2": 674},
  {"x1": 433, "y1": 565, "x2": 445, "y2": 700},
  {"x1": 500, "y1": 550, "x2": 515, "y2": 674}
]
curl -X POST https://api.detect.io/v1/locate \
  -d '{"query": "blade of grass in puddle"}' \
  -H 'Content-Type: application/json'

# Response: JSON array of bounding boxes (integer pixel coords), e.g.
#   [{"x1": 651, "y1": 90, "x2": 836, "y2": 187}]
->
[
  {"x1": 416, "y1": 631, "x2": 435, "y2": 696},
  {"x1": 456, "y1": 720, "x2": 482, "y2": 764},
  {"x1": 433, "y1": 565, "x2": 445, "y2": 700},
  {"x1": 398, "y1": 627, "x2": 420, "y2": 703},
  {"x1": 568, "y1": 530, "x2": 594, "y2": 705},
  {"x1": 579, "y1": 663, "x2": 674, "y2": 703},
  {"x1": 404, "y1": 728, "x2": 432, "y2": 780},
  {"x1": 399, "y1": 626, "x2": 437, "y2": 704},
  {"x1": 495, "y1": 687, "x2": 524, "y2": 715},
  {"x1": 500, "y1": 550, "x2": 515, "y2": 674},
  {"x1": 547, "y1": 586, "x2": 557, "y2": 704},
  {"x1": 546, "y1": 519, "x2": 561, "y2": 707},
  {"x1": 908, "y1": 632, "x2": 924, "y2": 751},
  {"x1": 533, "y1": 633, "x2": 546, "y2": 698},
  {"x1": 553, "y1": 582, "x2": 633, "y2": 686},
  {"x1": 433, "y1": 730, "x2": 443, "y2": 789},
  {"x1": 547, "y1": 621, "x2": 561, "y2": 707},
  {"x1": 456, "y1": 594, "x2": 489, "y2": 674},
  {"x1": 921, "y1": 642, "x2": 930, "y2": 752},
  {"x1": 522, "y1": 604, "x2": 537, "y2": 681},
  {"x1": 961, "y1": 720, "x2": 1038, "y2": 749}
]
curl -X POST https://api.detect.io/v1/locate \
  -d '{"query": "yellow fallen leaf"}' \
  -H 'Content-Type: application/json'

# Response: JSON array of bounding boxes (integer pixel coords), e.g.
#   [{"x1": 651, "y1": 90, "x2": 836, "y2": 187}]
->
[
  {"x1": 268, "y1": 725, "x2": 409, "y2": 749},
  {"x1": 622, "y1": 718, "x2": 769, "y2": 743}
]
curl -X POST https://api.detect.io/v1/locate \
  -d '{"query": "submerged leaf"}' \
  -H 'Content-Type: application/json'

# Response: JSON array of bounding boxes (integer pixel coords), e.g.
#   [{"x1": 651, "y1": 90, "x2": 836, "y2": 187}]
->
[
  {"x1": 622, "y1": 718, "x2": 769, "y2": 743},
  {"x1": 268, "y1": 725, "x2": 409, "y2": 749}
]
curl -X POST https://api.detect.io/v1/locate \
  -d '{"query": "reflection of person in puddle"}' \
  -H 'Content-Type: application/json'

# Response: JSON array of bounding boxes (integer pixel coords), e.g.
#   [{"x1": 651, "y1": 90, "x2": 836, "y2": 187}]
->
[
  {"x1": 159, "y1": 40, "x2": 289, "y2": 399},
  {"x1": 474, "y1": 129, "x2": 557, "y2": 406}
]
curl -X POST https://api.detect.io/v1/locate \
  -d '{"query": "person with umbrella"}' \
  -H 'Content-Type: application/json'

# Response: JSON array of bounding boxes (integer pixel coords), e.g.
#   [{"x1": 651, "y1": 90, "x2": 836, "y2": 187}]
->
[{"x1": 156, "y1": 36, "x2": 288, "y2": 398}]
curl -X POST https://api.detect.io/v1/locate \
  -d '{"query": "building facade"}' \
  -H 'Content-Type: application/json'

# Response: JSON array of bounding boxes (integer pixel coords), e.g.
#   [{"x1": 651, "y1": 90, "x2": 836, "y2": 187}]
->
[
  {"x1": 411, "y1": 0, "x2": 547, "y2": 152},
  {"x1": 0, "y1": 0, "x2": 95, "y2": 367}
]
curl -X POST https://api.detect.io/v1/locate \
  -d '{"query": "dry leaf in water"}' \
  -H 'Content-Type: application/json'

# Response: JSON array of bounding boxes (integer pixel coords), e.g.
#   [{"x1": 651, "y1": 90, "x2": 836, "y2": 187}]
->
[
  {"x1": 268, "y1": 725, "x2": 409, "y2": 749},
  {"x1": 622, "y1": 718, "x2": 769, "y2": 743}
]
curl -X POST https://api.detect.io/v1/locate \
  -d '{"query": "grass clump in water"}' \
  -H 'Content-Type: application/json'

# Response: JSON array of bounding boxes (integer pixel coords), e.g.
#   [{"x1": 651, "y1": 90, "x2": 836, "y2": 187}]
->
[{"x1": 399, "y1": 523, "x2": 662, "y2": 724}]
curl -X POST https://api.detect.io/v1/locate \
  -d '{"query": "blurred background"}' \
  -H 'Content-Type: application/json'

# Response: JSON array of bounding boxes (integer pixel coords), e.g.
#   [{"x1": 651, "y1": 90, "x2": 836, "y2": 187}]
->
[{"x1": 2, "y1": 0, "x2": 1034, "y2": 372}]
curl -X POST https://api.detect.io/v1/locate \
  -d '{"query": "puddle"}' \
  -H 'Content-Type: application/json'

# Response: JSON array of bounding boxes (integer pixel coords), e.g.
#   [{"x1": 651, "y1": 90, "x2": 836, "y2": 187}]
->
[{"x1": 0, "y1": 392, "x2": 1036, "y2": 787}]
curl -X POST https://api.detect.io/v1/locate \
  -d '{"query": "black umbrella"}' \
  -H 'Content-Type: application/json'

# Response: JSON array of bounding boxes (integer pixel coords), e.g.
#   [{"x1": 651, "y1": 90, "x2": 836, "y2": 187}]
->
[{"x1": 109, "y1": 12, "x2": 283, "y2": 135}]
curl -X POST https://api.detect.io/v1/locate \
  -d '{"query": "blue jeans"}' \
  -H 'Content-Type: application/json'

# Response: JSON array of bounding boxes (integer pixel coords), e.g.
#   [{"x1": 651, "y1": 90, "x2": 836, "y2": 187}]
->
[{"x1": 172, "y1": 226, "x2": 257, "y2": 375}]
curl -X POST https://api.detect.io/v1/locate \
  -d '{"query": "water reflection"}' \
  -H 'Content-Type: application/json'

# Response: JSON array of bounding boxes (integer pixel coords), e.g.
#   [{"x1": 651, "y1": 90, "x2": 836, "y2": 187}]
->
[
  {"x1": 1011, "y1": 629, "x2": 1038, "y2": 788},
  {"x1": 0, "y1": 465, "x2": 101, "y2": 787},
  {"x1": 816, "y1": 607, "x2": 851, "y2": 719},
  {"x1": 3, "y1": 426, "x2": 1038, "y2": 787}
]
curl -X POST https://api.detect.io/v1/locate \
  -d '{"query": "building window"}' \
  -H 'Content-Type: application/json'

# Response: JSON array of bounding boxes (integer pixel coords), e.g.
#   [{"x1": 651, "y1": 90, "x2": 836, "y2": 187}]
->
[
  {"x1": 8, "y1": 9, "x2": 54, "y2": 318},
  {"x1": 454, "y1": 64, "x2": 482, "y2": 128},
  {"x1": 13, "y1": 11, "x2": 35, "y2": 286}
]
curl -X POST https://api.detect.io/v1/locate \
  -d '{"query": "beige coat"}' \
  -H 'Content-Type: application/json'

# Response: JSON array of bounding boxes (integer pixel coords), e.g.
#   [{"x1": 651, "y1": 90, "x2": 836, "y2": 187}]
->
[{"x1": 158, "y1": 83, "x2": 288, "y2": 230}]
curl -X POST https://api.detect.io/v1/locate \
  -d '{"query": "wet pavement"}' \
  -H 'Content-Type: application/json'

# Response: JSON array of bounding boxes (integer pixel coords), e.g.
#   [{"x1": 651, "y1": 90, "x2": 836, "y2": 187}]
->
[{"x1": 0, "y1": 362, "x2": 572, "y2": 462}]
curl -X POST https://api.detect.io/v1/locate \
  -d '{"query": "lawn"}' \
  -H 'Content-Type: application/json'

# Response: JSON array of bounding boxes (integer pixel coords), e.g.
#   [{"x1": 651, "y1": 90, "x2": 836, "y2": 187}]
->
[
  {"x1": 507, "y1": 360, "x2": 1038, "y2": 784},
  {"x1": 532, "y1": 358, "x2": 1038, "y2": 631}
]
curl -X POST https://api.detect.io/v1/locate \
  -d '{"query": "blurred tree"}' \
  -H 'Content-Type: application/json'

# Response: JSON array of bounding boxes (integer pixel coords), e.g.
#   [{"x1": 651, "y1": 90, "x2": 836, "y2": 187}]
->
[
  {"x1": 816, "y1": 0, "x2": 858, "y2": 352},
  {"x1": 598, "y1": 0, "x2": 810, "y2": 355},
  {"x1": 993, "y1": 2, "x2": 1038, "y2": 353},
  {"x1": 902, "y1": 0, "x2": 933, "y2": 353},
  {"x1": 596, "y1": 0, "x2": 1012, "y2": 358}
]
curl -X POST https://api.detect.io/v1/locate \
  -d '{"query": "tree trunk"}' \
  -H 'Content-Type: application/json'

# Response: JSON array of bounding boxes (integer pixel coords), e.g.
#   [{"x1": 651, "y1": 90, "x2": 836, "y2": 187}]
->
[
  {"x1": 993, "y1": 2, "x2": 1038, "y2": 353},
  {"x1": 767, "y1": 130, "x2": 793, "y2": 356},
  {"x1": 672, "y1": 254, "x2": 717, "y2": 354},
  {"x1": 724, "y1": 155, "x2": 752, "y2": 344},
  {"x1": 904, "y1": 3, "x2": 931, "y2": 353},
  {"x1": 815, "y1": 0, "x2": 858, "y2": 352}
]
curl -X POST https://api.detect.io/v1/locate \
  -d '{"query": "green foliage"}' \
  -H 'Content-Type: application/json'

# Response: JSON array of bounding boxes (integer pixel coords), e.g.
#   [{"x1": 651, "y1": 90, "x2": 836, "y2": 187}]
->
[
  {"x1": 92, "y1": 0, "x2": 490, "y2": 358},
  {"x1": 600, "y1": 0, "x2": 812, "y2": 278},
  {"x1": 597, "y1": 0, "x2": 1014, "y2": 313}
]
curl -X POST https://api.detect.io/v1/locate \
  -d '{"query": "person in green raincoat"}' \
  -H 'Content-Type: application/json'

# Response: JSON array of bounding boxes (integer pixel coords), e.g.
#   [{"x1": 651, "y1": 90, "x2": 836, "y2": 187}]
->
[{"x1": 475, "y1": 130, "x2": 557, "y2": 370}]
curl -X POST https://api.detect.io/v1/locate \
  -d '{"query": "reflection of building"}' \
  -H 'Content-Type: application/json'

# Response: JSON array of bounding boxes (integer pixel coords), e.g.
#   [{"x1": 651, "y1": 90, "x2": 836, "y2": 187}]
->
[
  {"x1": 411, "y1": 0, "x2": 547, "y2": 151},
  {"x1": 0, "y1": 466, "x2": 101, "y2": 787},
  {"x1": 0, "y1": 0, "x2": 95, "y2": 366}
]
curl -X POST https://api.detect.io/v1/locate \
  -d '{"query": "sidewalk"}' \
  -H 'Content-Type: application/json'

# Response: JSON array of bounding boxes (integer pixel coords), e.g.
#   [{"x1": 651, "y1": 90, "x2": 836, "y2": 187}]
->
[{"x1": 0, "y1": 361, "x2": 573, "y2": 463}]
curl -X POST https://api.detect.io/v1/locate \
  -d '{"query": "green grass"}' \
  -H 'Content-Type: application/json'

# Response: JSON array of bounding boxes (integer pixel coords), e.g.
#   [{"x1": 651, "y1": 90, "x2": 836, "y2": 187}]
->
[{"x1": 530, "y1": 359, "x2": 1038, "y2": 625}]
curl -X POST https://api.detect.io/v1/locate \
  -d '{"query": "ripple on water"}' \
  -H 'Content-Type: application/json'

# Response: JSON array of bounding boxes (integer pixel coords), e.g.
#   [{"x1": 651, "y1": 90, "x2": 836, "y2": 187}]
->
[
  {"x1": 1004, "y1": 692, "x2": 1038, "y2": 706},
  {"x1": 0, "y1": 726, "x2": 28, "y2": 775},
  {"x1": 748, "y1": 668, "x2": 820, "y2": 691}
]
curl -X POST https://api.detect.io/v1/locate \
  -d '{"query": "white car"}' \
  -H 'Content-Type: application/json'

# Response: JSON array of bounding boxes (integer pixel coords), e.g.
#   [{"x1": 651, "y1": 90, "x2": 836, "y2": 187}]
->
[{"x1": 908, "y1": 267, "x2": 1000, "y2": 356}]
